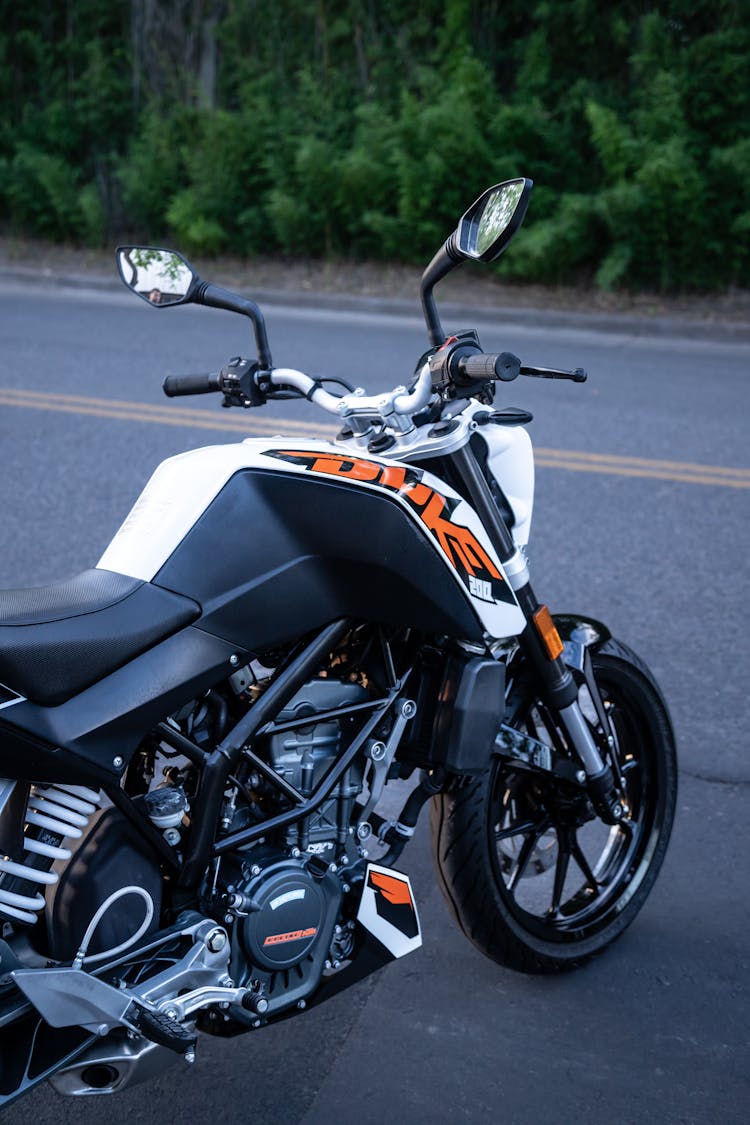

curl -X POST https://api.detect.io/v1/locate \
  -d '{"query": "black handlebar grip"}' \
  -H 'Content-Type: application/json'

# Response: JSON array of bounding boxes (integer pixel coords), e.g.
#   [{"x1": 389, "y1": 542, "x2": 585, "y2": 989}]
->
[
  {"x1": 163, "y1": 372, "x2": 222, "y2": 397},
  {"x1": 458, "y1": 351, "x2": 521, "y2": 382}
]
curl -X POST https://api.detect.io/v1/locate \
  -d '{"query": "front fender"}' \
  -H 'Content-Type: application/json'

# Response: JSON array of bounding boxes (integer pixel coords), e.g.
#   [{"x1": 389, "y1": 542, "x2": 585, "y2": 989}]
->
[
  {"x1": 505, "y1": 613, "x2": 612, "y2": 681},
  {"x1": 552, "y1": 613, "x2": 612, "y2": 673}
]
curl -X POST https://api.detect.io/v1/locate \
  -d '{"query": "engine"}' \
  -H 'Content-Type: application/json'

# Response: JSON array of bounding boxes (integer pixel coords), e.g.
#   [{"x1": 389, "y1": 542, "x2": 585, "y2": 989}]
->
[
  {"x1": 266, "y1": 677, "x2": 369, "y2": 852},
  {"x1": 204, "y1": 676, "x2": 369, "y2": 1026},
  {"x1": 0, "y1": 621, "x2": 427, "y2": 1101},
  {"x1": 0, "y1": 671, "x2": 380, "y2": 1034}
]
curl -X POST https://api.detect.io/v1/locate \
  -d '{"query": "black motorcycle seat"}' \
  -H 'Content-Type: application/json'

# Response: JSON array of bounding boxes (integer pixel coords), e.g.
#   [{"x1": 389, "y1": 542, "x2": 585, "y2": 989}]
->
[{"x1": 0, "y1": 569, "x2": 200, "y2": 706}]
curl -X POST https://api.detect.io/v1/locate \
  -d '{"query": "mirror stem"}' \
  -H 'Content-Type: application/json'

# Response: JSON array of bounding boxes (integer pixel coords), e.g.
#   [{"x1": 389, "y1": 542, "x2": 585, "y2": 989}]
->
[
  {"x1": 196, "y1": 283, "x2": 273, "y2": 369},
  {"x1": 419, "y1": 239, "x2": 462, "y2": 348}
]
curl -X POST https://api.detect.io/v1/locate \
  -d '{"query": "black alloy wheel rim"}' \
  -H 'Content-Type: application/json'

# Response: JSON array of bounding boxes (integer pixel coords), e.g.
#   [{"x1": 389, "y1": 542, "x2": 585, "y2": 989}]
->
[{"x1": 489, "y1": 670, "x2": 664, "y2": 944}]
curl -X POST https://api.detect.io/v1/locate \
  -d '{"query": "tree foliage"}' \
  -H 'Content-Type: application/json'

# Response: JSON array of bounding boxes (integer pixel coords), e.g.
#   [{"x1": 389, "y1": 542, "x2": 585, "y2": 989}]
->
[{"x1": 0, "y1": 0, "x2": 748, "y2": 290}]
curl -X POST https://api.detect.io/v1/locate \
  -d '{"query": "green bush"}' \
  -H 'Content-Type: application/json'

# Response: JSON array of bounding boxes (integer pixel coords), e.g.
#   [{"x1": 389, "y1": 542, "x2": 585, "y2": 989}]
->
[
  {"x1": 119, "y1": 110, "x2": 195, "y2": 235},
  {"x1": 268, "y1": 135, "x2": 343, "y2": 255},
  {"x1": 1, "y1": 2, "x2": 748, "y2": 291},
  {"x1": 77, "y1": 180, "x2": 107, "y2": 246},
  {"x1": 4, "y1": 145, "x2": 83, "y2": 239}
]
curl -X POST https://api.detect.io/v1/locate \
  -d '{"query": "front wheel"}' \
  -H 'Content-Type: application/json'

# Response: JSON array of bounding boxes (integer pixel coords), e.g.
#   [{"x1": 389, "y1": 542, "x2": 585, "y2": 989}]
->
[{"x1": 430, "y1": 638, "x2": 677, "y2": 973}]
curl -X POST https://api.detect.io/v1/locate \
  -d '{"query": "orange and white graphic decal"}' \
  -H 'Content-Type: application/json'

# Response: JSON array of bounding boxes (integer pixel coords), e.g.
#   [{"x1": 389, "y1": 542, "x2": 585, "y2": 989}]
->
[
  {"x1": 356, "y1": 863, "x2": 422, "y2": 958},
  {"x1": 265, "y1": 449, "x2": 513, "y2": 606}
]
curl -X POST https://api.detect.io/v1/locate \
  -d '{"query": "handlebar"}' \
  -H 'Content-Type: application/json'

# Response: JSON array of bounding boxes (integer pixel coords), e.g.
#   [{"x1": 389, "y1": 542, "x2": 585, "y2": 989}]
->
[
  {"x1": 160, "y1": 349, "x2": 586, "y2": 431},
  {"x1": 267, "y1": 364, "x2": 434, "y2": 423},
  {"x1": 159, "y1": 363, "x2": 434, "y2": 430}
]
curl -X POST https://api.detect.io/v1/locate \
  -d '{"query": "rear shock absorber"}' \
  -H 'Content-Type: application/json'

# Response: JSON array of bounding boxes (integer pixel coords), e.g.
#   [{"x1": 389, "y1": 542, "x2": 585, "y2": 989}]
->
[{"x1": 0, "y1": 784, "x2": 101, "y2": 925}]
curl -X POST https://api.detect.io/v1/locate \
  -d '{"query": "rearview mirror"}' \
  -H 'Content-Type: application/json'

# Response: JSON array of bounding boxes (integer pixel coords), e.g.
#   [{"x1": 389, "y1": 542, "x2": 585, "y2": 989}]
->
[
  {"x1": 419, "y1": 176, "x2": 533, "y2": 345},
  {"x1": 455, "y1": 178, "x2": 532, "y2": 262},
  {"x1": 116, "y1": 246, "x2": 198, "y2": 307}
]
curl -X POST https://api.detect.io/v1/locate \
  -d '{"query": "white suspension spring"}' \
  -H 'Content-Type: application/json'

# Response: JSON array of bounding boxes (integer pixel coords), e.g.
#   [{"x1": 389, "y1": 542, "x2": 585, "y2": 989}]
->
[{"x1": 0, "y1": 783, "x2": 101, "y2": 925}]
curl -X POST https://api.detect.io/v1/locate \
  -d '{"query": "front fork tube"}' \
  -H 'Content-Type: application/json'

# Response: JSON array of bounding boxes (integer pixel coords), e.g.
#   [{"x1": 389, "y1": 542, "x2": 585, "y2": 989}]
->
[
  {"x1": 511, "y1": 579, "x2": 626, "y2": 825},
  {"x1": 511, "y1": 581, "x2": 600, "y2": 770},
  {"x1": 451, "y1": 443, "x2": 625, "y2": 824}
]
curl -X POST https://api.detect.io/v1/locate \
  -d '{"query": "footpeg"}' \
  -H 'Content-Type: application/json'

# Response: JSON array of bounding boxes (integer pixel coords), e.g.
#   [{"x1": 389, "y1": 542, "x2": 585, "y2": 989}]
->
[
  {"x1": 12, "y1": 966, "x2": 197, "y2": 1052},
  {"x1": 128, "y1": 1003, "x2": 197, "y2": 1055}
]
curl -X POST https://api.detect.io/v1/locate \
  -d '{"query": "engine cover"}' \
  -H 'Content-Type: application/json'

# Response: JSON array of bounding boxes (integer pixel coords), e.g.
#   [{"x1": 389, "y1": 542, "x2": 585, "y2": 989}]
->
[
  {"x1": 242, "y1": 865, "x2": 332, "y2": 971},
  {"x1": 233, "y1": 858, "x2": 342, "y2": 1010}
]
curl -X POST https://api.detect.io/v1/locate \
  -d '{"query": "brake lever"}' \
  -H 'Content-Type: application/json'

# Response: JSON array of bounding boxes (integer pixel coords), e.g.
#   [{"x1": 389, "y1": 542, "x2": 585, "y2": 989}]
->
[{"x1": 520, "y1": 365, "x2": 587, "y2": 383}]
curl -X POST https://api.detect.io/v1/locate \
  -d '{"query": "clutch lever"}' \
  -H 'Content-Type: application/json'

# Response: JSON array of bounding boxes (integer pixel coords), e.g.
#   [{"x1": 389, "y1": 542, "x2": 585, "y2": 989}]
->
[{"x1": 520, "y1": 364, "x2": 587, "y2": 383}]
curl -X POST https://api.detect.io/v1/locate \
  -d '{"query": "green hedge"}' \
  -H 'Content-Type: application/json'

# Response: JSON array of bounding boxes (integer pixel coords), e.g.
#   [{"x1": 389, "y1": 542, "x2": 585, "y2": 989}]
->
[{"x1": 1, "y1": 1, "x2": 748, "y2": 290}]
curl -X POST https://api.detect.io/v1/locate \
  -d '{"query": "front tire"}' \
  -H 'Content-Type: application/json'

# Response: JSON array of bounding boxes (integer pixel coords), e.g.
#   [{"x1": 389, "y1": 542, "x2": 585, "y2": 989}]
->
[{"x1": 430, "y1": 638, "x2": 677, "y2": 973}]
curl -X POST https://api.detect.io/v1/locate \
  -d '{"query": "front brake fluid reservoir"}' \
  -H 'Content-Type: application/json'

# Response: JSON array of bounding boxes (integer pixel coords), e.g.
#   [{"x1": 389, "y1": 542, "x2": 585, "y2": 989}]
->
[{"x1": 482, "y1": 423, "x2": 535, "y2": 547}]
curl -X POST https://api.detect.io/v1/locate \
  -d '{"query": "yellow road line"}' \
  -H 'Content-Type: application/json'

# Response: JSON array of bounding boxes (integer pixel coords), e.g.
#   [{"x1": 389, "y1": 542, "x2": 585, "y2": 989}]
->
[
  {"x1": 0, "y1": 388, "x2": 337, "y2": 437},
  {"x1": 0, "y1": 388, "x2": 746, "y2": 489},
  {"x1": 534, "y1": 456, "x2": 749, "y2": 488},
  {"x1": 536, "y1": 446, "x2": 750, "y2": 480}
]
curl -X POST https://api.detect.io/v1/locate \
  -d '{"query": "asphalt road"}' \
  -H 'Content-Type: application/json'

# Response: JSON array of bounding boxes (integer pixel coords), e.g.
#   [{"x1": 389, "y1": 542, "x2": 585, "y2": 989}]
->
[{"x1": 0, "y1": 279, "x2": 748, "y2": 1123}]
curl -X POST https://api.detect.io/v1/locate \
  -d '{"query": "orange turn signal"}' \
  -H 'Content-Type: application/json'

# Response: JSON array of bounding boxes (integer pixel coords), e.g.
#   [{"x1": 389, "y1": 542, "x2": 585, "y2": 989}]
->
[{"x1": 533, "y1": 605, "x2": 564, "y2": 661}]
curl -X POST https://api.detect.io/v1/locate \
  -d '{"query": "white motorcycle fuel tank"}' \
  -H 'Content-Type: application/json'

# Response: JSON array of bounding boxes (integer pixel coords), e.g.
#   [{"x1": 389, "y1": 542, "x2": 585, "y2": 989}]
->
[{"x1": 98, "y1": 437, "x2": 528, "y2": 643}]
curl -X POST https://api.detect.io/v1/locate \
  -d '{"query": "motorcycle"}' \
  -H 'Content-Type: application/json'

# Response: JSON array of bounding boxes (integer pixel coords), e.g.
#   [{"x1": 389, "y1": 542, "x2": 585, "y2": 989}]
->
[{"x1": 0, "y1": 179, "x2": 676, "y2": 1106}]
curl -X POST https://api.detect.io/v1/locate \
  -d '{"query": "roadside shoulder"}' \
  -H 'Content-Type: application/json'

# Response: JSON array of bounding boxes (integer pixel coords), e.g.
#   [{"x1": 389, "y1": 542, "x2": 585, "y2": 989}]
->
[{"x1": 2, "y1": 260, "x2": 750, "y2": 345}]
